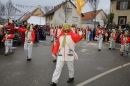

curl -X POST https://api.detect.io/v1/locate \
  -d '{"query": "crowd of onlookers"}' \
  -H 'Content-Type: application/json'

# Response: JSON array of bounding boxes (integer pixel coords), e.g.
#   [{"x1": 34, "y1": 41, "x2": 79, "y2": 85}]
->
[{"x1": 0, "y1": 21, "x2": 50, "y2": 49}]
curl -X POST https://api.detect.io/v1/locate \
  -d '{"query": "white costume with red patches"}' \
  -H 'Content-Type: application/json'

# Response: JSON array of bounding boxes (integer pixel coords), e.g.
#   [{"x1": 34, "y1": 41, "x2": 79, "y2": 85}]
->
[
  {"x1": 109, "y1": 31, "x2": 118, "y2": 49},
  {"x1": 96, "y1": 28, "x2": 106, "y2": 50},
  {"x1": 120, "y1": 36, "x2": 130, "y2": 53},
  {"x1": 86, "y1": 27, "x2": 91, "y2": 42},
  {"x1": 3, "y1": 33, "x2": 14, "y2": 54},
  {"x1": 50, "y1": 28, "x2": 54, "y2": 41},
  {"x1": 18, "y1": 27, "x2": 35, "y2": 59},
  {"x1": 52, "y1": 29, "x2": 84, "y2": 83}
]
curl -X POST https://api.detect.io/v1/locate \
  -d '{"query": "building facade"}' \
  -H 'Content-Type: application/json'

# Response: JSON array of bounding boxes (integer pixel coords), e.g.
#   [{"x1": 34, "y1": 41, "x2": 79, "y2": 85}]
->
[
  {"x1": 111, "y1": 0, "x2": 130, "y2": 26},
  {"x1": 45, "y1": 0, "x2": 81, "y2": 27}
]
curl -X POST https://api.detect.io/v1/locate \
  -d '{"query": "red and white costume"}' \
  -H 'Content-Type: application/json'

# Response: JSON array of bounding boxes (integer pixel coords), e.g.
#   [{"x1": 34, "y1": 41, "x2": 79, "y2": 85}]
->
[
  {"x1": 55, "y1": 27, "x2": 62, "y2": 38},
  {"x1": 52, "y1": 29, "x2": 84, "y2": 83},
  {"x1": 18, "y1": 27, "x2": 35, "y2": 59},
  {"x1": 109, "y1": 31, "x2": 118, "y2": 49},
  {"x1": 50, "y1": 27, "x2": 54, "y2": 41},
  {"x1": 86, "y1": 27, "x2": 91, "y2": 42},
  {"x1": 71, "y1": 27, "x2": 76, "y2": 33},
  {"x1": 96, "y1": 28, "x2": 106, "y2": 50},
  {"x1": 120, "y1": 36, "x2": 130, "y2": 53},
  {"x1": 3, "y1": 33, "x2": 14, "y2": 54}
]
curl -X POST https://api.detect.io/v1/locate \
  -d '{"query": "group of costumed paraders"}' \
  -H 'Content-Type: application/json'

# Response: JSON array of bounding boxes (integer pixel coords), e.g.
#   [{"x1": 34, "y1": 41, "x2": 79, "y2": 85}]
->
[
  {"x1": 1, "y1": 22, "x2": 130, "y2": 86},
  {"x1": 49, "y1": 23, "x2": 130, "y2": 86}
]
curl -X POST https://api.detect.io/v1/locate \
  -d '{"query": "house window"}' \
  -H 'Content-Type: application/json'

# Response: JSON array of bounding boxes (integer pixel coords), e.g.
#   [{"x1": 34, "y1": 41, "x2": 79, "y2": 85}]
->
[
  {"x1": 118, "y1": 16, "x2": 127, "y2": 25},
  {"x1": 72, "y1": 17, "x2": 78, "y2": 22},
  {"x1": 120, "y1": 1, "x2": 128, "y2": 10},
  {"x1": 117, "y1": 1, "x2": 130, "y2": 10},
  {"x1": 66, "y1": 8, "x2": 72, "y2": 12}
]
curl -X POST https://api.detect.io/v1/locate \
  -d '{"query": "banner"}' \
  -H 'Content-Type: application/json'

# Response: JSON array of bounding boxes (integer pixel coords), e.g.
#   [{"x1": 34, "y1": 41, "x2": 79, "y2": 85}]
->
[{"x1": 15, "y1": 4, "x2": 55, "y2": 9}]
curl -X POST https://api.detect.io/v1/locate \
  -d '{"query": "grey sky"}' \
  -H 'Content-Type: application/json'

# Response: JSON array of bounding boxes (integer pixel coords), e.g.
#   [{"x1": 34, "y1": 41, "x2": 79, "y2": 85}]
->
[{"x1": 1, "y1": 0, "x2": 110, "y2": 19}]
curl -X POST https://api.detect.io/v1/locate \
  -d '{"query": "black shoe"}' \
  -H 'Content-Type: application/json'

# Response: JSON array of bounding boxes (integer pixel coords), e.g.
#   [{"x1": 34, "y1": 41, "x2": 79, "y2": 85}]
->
[
  {"x1": 98, "y1": 49, "x2": 101, "y2": 51},
  {"x1": 127, "y1": 52, "x2": 129, "y2": 55},
  {"x1": 27, "y1": 57, "x2": 28, "y2": 58},
  {"x1": 53, "y1": 59, "x2": 57, "y2": 62},
  {"x1": 120, "y1": 52, "x2": 123, "y2": 56},
  {"x1": 109, "y1": 48, "x2": 111, "y2": 50},
  {"x1": 67, "y1": 78, "x2": 74, "y2": 83},
  {"x1": 50, "y1": 82, "x2": 57, "y2": 86},
  {"x1": 113, "y1": 48, "x2": 115, "y2": 50},
  {"x1": 27, "y1": 59, "x2": 31, "y2": 61}
]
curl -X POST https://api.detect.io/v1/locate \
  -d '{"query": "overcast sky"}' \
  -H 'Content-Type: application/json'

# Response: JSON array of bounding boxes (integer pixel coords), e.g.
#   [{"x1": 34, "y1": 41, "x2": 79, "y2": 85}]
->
[{"x1": 1, "y1": 0, "x2": 110, "y2": 19}]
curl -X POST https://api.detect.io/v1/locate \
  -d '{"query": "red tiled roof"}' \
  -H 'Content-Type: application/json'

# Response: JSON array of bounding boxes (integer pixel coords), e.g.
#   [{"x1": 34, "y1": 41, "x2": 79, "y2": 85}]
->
[{"x1": 82, "y1": 9, "x2": 102, "y2": 21}]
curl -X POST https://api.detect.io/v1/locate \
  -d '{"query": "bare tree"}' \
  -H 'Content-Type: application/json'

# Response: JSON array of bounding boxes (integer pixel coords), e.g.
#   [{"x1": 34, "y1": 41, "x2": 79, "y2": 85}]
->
[
  {"x1": 88, "y1": 0, "x2": 100, "y2": 28},
  {"x1": 0, "y1": 1, "x2": 5, "y2": 17},
  {"x1": 59, "y1": 1, "x2": 72, "y2": 23},
  {"x1": 4, "y1": 0, "x2": 16, "y2": 19}
]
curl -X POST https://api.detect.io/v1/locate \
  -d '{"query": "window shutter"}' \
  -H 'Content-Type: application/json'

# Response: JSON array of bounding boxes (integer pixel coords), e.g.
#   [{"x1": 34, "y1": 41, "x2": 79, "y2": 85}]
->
[
  {"x1": 116, "y1": 1, "x2": 120, "y2": 10},
  {"x1": 127, "y1": 1, "x2": 130, "y2": 9}
]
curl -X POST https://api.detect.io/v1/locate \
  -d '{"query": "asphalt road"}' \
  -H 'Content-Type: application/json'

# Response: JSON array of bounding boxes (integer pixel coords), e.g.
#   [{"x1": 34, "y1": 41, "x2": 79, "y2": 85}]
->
[{"x1": 0, "y1": 36, "x2": 130, "y2": 86}]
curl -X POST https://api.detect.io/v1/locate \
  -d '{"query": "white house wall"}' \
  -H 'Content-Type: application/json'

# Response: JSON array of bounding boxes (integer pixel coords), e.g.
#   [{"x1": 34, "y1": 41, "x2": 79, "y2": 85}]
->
[
  {"x1": 50, "y1": 1, "x2": 81, "y2": 27},
  {"x1": 93, "y1": 11, "x2": 107, "y2": 25}
]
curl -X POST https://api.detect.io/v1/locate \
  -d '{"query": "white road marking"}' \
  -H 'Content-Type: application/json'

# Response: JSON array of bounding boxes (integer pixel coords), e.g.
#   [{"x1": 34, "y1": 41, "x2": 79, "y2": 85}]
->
[{"x1": 76, "y1": 62, "x2": 130, "y2": 86}]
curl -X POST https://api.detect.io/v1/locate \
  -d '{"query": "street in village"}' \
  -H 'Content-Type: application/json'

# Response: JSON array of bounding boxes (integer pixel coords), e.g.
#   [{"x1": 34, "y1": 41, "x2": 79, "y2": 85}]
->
[{"x1": 0, "y1": 36, "x2": 130, "y2": 86}]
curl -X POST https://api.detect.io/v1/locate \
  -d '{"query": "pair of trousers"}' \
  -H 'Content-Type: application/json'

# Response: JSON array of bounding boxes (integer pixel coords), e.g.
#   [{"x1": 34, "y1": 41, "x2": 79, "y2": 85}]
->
[
  {"x1": 98, "y1": 38, "x2": 103, "y2": 49},
  {"x1": 5, "y1": 45, "x2": 12, "y2": 53},
  {"x1": 52, "y1": 60, "x2": 74, "y2": 83},
  {"x1": 51, "y1": 35, "x2": 54, "y2": 41},
  {"x1": 24, "y1": 43, "x2": 33, "y2": 59},
  {"x1": 86, "y1": 33, "x2": 90, "y2": 42},
  {"x1": 109, "y1": 40, "x2": 115, "y2": 48},
  {"x1": 121, "y1": 44, "x2": 129, "y2": 53}
]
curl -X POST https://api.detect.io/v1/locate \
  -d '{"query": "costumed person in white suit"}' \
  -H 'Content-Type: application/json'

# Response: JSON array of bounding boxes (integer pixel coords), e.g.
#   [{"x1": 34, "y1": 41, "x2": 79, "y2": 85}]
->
[
  {"x1": 18, "y1": 24, "x2": 35, "y2": 61},
  {"x1": 52, "y1": 24, "x2": 63, "y2": 62},
  {"x1": 109, "y1": 29, "x2": 118, "y2": 50},
  {"x1": 50, "y1": 27, "x2": 54, "y2": 42},
  {"x1": 50, "y1": 23, "x2": 84, "y2": 86},
  {"x1": 86, "y1": 26, "x2": 91, "y2": 42},
  {"x1": 2, "y1": 29, "x2": 14, "y2": 56},
  {"x1": 56, "y1": 24, "x2": 63, "y2": 38},
  {"x1": 96, "y1": 26, "x2": 106, "y2": 51},
  {"x1": 120, "y1": 31, "x2": 130, "y2": 55},
  {"x1": 71, "y1": 24, "x2": 76, "y2": 33}
]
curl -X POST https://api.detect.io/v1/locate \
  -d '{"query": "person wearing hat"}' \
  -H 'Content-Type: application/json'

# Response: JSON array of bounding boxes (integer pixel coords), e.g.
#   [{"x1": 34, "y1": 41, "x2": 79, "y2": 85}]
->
[
  {"x1": 18, "y1": 24, "x2": 35, "y2": 61},
  {"x1": 50, "y1": 23, "x2": 84, "y2": 86},
  {"x1": 2, "y1": 29, "x2": 14, "y2": 56},
  {"x1": 120, "y1": 30, "x2": 130, "y2": 55},
  {"x1": 109, "y1": 29, "x2": 118, "y2": 50},
  {"x1": 96, "y1": 26, "x2": 106, "y2": 51}
]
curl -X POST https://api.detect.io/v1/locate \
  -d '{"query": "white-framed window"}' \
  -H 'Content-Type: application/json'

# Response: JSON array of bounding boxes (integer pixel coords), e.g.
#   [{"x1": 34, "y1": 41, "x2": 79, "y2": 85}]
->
[
  {"x1": 120, "y1": 1, "x2": 128, "y2": 10},
  {"x1": 72, "y1": 17, "x2": 78, "y2": 22},
  {"x1": 66, "y1": 8, "x2": 72, "y2": 12},
  {"x1": 118, "y1": 16, "x2": 127, "y2": 25}
]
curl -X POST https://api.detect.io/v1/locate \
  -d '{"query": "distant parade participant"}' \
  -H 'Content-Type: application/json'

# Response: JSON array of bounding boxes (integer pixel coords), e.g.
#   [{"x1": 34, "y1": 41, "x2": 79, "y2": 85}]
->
[
  {"x1": 50, "y1": 27, "x2": 54, "y2": 42},
  {"x1": 78, "y1": 28, "x2": 83, "y2": 37},
  {"x1": 109, "y1": 29, "x2": 118, "y2": 50},
  {"x1": 56, "y1": 24, "x2": 63, "y2": 38},
  {"x1": 2, "y1": 29, "x2": 14, "y2": 56},
  {"x1": 50, "y1": 23, "x2": 84, "y2": 86},
  {"x1": 120, "y1": 31, "x2": 130, "y2": 55},
  {"x1": 96, "y1": 26, "x2": 106, "y2": 51},
  {"x1": 71, "y1": 24, "x2": 76, "y2": 33},
  {"x1": 86, "y1": 26, "x2": 91, "y2": 42},
  {"x1": 18, "y1": 24, "x2": 35, "y2": 61}
]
